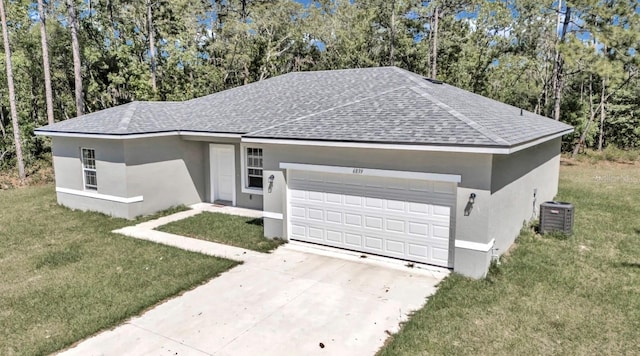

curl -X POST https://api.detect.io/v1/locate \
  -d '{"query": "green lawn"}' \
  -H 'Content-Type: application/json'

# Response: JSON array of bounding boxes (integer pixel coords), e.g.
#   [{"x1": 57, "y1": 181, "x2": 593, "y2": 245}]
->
[
  {"x1": 0, "y1": 186, "x2": 239, "y2": 356},
  {"x1": 379, "y1": 160, "x2": 640, "y2": 355},
  {"x1": 157, "y1": 212, "x2": 285, "y2": 253}
]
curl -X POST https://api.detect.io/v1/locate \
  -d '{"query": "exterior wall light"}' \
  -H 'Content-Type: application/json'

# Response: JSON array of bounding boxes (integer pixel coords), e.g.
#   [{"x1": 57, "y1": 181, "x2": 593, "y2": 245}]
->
[
  {"x1": 268, "y1": 174, "x2": 275, "y2": 193},
  {"x1": 464, "y1": 193, "x2": 476, "y2": 216}
]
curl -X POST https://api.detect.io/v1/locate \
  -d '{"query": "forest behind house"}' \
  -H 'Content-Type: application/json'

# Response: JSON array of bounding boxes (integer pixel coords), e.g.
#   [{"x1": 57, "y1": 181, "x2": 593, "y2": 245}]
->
[{"x1": 0, "y1": 0, "x2": 639, "y2": 180}]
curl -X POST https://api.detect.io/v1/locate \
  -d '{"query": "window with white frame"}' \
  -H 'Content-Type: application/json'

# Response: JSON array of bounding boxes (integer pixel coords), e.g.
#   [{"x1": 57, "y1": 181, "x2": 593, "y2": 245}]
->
[
  {"x1": 246, "y1": 147, "x2": 263, "y2": 189},
  {"x1": 81, "y1": 148, "x2": 97, "y2": 190}
]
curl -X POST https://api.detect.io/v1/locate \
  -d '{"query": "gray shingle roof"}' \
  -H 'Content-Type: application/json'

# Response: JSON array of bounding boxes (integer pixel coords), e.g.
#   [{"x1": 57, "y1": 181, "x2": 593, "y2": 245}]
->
[
  {"x1": 38, "y1": 101, "x2": 184, "y2": 135},
  {"x1": 35, "y1": 66, "x2": 573, "y2": 147}
]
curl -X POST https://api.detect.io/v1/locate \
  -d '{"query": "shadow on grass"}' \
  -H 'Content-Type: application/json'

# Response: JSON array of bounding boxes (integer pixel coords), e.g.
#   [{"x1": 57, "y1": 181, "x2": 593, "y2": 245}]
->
[
  {"x1": 634, "y1": 228, "x2": 640, "y2": 235},
  {"x1": 246, "y1": 218, "x2": 264, "y2": 227},
  {"x1": 540, "y1": 231, "x2": 571, "y2": 240},
  {"x1": 613, "y1": 262, "x2": 640, "y2": 269}
]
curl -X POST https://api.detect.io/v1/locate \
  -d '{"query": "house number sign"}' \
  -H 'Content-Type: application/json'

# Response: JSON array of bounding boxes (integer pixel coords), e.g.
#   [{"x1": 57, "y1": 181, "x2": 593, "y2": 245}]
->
[{"x1": 352, "y1": 168, "x2": 364, "y2": 174}]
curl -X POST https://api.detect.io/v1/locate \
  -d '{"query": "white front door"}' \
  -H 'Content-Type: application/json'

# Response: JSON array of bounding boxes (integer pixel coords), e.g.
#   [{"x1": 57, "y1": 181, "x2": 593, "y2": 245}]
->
[
  {"x1": 287, "y1": 170, "x2": 456, "y2": 267},
  {"x1": 210, "y1": 144, "x2": 235, "y2": 204}
]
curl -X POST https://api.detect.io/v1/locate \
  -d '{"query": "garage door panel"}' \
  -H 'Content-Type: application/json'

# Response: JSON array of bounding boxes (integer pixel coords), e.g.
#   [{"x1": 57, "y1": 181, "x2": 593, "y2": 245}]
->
[
  {"x1": 326, "y1": 193, "x2": 342, "y2": 204},
  {"x1": 408, "y1": 222, "x2": 429, "y2": 236},
  {"x1": 326, "y1": 230, "x2": 342, "y2": 243},
  {"x1": 386, "y1": 218, "x2": 405, "y2": 233},
  {"x1": 291, "y1": 224, "x2": 306, "y2": 238},
  {"x1": 291, "y1": 189, "x2": 306, "y2": 199},
  {"x1": 292, "y1": 199, "x2": 446, "y2": 222},
  {"x1": 326, "y1": 210, "x2": 342, "y2": 224},
  {"x1": 365, "y1": 216, "x2": 383, "y2": 230},
  {"x1": 291, "y1": 206, "x2": 306, "y2": 218},
  {"x1": 365, "y1": 236, "x2": 383, "y2": 251},
  {"x1": 344, "y1": 233, "x2": 363, "y2": 247},
  {"x1": 288, "y1": 170, "x2": 454, "y2": 267},
  {"x1": 365, "y1": 197, "x2": 384, "y2": 209},
  {"x1": 308, "y1": 191, "x2": 323, "y2": 201},
  {"x1": 344, "y1": 195, "x2": 362, "y2": 206},
  {"x1": 308, "y1": 208, "x2": 323, "y2": 221},
  {"x1": 433, "y1": 225, "x2": 450, "y2": 239},
  {"x1": 408, "y1": 202, "x2": 429, "y2": 214},
  {"x1": 386, "y1": 239, "x2": 405, "y2": 254},
  {"x1": 407, "y1": 244, "x2": 428, "y2": 259},
  {"x1": 432, "y1": 247, "x2": 449, "y2": 264},
  {"x1": 308, "y1": 227, "x2": 323, "y2": 240},
  {"x1": 386, "y1": 200, "x2": 405, "y2": 212},
  {"x1": 344, "y1": 213, "x2": 362, "y2": 227},
  {"x1": 433, "y1": 205, "x2": 451, "y2": 218}
]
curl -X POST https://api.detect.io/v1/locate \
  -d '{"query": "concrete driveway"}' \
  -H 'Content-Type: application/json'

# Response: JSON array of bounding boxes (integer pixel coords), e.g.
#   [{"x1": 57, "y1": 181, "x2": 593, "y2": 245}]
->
[{"x1": 59, "y1": 244, "x2": 447, "y2": 356}]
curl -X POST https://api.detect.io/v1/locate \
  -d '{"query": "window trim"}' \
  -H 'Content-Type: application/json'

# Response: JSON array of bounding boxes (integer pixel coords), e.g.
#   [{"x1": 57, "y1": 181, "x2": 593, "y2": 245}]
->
[
  {"x1": 240, "y1": 144, "x2": 264, "y2": 195},
  {"x1": 81, "y1": 147, "x2": 97, "y2": 191}
]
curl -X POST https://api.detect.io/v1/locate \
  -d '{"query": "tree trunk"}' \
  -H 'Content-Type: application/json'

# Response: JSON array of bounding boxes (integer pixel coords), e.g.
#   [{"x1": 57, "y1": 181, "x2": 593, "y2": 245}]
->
[
  {"x1": 431, "y1": 7, "x2": 439, "y2": 79},
  {"x1": 0, "y1": 0, "x2": 26, "y2": 179},
  {"x1": 67, "y1": 0, "x2": 84, "y2": 117},
  {"x1": 389, "y1": 0, "x2": 396, "y2": 66},
  {"x1": 37, "y1": 0, "x2": 55, "y2": 125},
  {"x1": 147, "y1": 0, "x2": 157, "y2": 93},
  {"x1": 0, "y1": 106, "x2": 6, "y2": 137},
  {"x1": 572, "y1": 75, "x2": 596, "y2": 157},
  {"x1": 552, "y1": 5, "x2": 571, "y2": 121},
  {"x1": 598, "y1": 77, "x2": 606, "y2": 151}
]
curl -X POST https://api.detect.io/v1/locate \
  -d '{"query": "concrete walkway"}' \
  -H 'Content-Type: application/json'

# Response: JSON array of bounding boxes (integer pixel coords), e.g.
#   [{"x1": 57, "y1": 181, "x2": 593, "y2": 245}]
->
[{"x1": 60, "y1": 206, "x2": 449, "y2": 356}]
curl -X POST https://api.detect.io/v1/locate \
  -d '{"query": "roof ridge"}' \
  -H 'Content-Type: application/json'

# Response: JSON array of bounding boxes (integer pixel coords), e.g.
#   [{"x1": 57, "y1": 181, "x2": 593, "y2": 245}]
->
[
  {"x1": 290, "y1": 66, "x2": 396, "y2": 75},
  {"x1": 117, "y1": 102, "x2": 140, "y2": 131},
  {"x1": 408, "y1": 86, "x2": 510, "y2": 145},
  {"x1": 246, "y1": 86, "x2": 407, "y2": 137}
]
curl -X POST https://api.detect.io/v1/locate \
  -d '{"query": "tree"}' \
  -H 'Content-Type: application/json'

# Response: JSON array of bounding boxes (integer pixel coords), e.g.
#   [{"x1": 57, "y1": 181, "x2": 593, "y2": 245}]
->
[
  {"x1": 67, "y1": 0, "x2": 83, "y2": 117},
  {"x1": 0, "y1": 0, "x2": 25, "y2": 179},
  {"x1": 146, "y1": 0, "x2": 157, "y2": 94},
  {"x1": 37, "y1": 0, "x2": 55, "y2": 125},
  {"x1": 431, "y1": 6, "x2": 439, "y2": 78},
  {"x1": 551, "y1": 4, "x2": 571, "y2": 121},
  {"x1": 567, "y1": 0, "x2": 640, "y2": 152}
]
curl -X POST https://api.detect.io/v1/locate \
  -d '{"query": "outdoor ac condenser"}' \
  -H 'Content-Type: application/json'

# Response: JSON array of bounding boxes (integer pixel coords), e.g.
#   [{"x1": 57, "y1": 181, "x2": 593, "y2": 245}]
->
[{"x1": 540, "y1": 201, "x2": 574, "y2": 235}]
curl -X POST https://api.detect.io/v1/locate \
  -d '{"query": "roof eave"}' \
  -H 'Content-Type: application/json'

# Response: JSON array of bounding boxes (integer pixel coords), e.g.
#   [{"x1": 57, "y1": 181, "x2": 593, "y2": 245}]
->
[
  {"x1": 242, "y1": 128, "x2": 574, "y2": 155},
  {"x1": 34, "y1": 130, "x2": 243, "y2": 140}
]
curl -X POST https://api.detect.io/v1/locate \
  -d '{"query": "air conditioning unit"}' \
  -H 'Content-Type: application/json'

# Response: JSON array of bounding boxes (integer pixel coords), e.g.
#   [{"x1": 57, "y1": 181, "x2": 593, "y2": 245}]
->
[{"x1": 540, "y1": 201, "x2": 574, "y2": 235}]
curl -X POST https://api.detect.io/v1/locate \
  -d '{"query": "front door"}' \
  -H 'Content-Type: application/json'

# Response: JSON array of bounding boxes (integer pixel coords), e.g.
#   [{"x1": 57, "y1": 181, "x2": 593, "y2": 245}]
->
[{"x1": 210, "y1": 144, "x2": 235, "y2": 204}]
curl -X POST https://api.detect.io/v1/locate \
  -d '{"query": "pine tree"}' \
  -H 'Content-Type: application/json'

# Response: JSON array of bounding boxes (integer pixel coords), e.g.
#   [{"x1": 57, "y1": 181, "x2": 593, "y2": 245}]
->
[
  {"x1": 0, "y1": 0, "x2": 25, "y2": 179},
  {"x1": 37, "y1": 0, "x2": 55, "y2": 125}
]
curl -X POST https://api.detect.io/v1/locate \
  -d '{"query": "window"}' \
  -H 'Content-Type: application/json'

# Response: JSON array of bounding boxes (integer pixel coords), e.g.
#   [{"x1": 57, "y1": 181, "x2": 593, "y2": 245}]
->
[
  {"x1": 81, "y1": 148, "x2": 97, "y2": 190},
  {"x1": 246, "y1": 148, "x2": 263, "y2": 189}
]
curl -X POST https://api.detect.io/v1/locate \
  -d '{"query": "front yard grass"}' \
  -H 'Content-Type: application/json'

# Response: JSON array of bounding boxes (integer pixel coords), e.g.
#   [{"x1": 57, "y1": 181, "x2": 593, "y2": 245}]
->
[
  {"x1": 0, "y1": 186, "x2": 239, "y2": 356},
  {"x1": 157, "y1": 212, "x2": 285, "y2": 253},
  {"x1": 379, "y1": 160, "x2": 640, "y2": 355}
]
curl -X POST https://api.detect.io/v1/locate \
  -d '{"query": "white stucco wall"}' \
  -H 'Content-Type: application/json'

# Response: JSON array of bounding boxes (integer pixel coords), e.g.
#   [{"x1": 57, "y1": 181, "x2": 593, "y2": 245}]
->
[
  {"x1": 123, "y1": 136, "x2": 207, "y2": 217},
  {"x1": 489, "y1": 138, "x2": 561, "y2": 253},
  {"x1": 52, "y1": 137, "x2": 134, "y2": 218},
  {"x1": 51, "y1": 135, "x2": 265, "y2": 219}
]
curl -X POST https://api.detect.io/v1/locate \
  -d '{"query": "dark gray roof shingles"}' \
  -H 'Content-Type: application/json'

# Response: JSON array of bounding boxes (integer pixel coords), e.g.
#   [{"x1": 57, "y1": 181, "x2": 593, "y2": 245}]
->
[{"x1": 35, "y1": 67, "x2": 573, "y2": 147}]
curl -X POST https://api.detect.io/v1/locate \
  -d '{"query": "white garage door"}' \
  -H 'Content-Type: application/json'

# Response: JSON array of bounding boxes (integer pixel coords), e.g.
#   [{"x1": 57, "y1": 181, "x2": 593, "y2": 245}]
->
[{"x1": 287, "y1": 170, "x2": 456, "y2": 267}]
